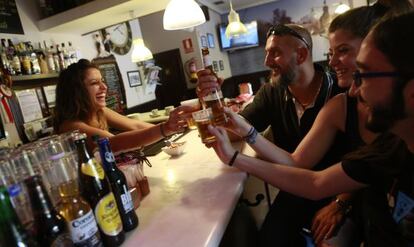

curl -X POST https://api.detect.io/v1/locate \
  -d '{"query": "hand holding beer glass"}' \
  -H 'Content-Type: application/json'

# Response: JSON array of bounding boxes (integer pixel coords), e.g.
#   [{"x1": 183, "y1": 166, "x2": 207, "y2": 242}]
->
[
  {"x1": 192, "y1": 108, "x2": 216, "y2": 144},
  {"x1": 180, "y1": 98, "x2": 201, "y2": 130}
]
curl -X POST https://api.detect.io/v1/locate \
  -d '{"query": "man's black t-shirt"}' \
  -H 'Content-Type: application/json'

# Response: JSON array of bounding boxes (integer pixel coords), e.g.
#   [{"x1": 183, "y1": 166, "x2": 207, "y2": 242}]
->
[
  {"x1": 342, "y1": 135, "x2": 414, "y2": 246},
  {"x1": 240, "y1": 64, "x2": 344, "y2": 170}
]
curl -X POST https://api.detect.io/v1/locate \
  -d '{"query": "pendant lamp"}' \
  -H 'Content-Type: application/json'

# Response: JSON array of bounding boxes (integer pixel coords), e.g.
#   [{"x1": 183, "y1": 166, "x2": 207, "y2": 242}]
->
[
  {"x1": 225, "y1": 0, "x2": 247, "y2": 38},
  {"x1": 163, "y1": 0, "x2": 206, "y2": 30},
  {"x1": 131, "y1": 39, "x2": 153, "y2": 63}
]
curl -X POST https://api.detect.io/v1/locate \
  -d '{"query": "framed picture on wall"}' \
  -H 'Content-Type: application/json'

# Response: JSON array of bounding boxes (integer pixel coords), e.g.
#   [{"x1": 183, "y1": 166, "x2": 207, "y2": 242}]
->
[
  {"x1": 212, "y1": 61, "x2": 219, "y2": 72},
  {"x1": 207, "y1": 33, "x2": 215, "y2": 48},
  {"x1": 127, "y1": 70, "x2": 142, "y2": 87},
  {"x1": 219, "y1": 60, "x2": 224, "y2": 71},
  {"x1": 200, "y1": 35, "x2": 208, "y2": 48}
]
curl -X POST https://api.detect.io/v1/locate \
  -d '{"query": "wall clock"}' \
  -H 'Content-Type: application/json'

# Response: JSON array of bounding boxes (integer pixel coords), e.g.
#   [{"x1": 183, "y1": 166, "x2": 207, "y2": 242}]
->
[{"x1": 101, "y1": 21, "x2": 133, "y2": 55}]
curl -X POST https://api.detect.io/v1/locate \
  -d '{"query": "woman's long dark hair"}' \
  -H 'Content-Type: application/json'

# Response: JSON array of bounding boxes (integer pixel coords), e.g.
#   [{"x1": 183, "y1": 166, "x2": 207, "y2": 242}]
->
[{"x1": 53, "y1": 59, "x2": 102, "y2": 132}]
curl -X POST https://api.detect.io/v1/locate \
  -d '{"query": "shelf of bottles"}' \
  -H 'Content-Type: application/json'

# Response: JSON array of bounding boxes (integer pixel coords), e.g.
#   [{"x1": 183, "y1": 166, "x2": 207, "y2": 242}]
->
[
  {"x1": 0, "y1": 38, "x2": 80, "y2": 80},
  {"x1": 39, "y1": 0, "x2": 96, "y2": 18},
  {"x1": 0, "y1": 131, "x2": 139, "y2": 246}
]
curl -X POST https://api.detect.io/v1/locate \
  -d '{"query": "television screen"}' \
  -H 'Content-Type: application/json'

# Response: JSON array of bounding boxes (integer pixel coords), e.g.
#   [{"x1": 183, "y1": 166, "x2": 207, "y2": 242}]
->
[{"x1": 218, "y1": 20, "x2": 259, "y2": 51}]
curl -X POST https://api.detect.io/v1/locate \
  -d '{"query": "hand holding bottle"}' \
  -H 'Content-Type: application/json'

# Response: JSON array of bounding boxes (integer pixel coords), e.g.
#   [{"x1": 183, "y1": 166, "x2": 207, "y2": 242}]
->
[{"x1": 196, "y1": 69, "x2": 223, "y2": 98}]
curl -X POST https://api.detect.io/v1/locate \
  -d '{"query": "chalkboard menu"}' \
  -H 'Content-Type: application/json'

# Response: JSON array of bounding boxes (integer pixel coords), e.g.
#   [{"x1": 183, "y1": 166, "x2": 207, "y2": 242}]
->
[
  {"x1": 0, "y1": 0, "x2": 24, "y2": 34},
  {"x1": 92, "y1": 56, "x2": 126, "y2": 114}
]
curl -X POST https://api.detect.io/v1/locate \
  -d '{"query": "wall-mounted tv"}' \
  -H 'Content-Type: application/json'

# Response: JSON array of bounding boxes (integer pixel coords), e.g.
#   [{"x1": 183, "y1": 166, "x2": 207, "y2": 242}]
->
[{"x1": 218, "y1": 20, "x2": 259, "y2": 51}]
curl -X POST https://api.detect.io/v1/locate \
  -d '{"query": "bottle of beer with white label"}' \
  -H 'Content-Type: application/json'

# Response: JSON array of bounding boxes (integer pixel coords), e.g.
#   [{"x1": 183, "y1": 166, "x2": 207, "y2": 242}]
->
[
  {"x1": 201, "y1": 47, "x2": 228, "y2": 126},
  {"x1": 74, "y1": 134, "x2": 124, "y2": 247},
  {"x1": 97, "y1": 137, "x2": 138, "y2": 232},
  {"x1": 57, "y1": 178, "x2": 103, "y2": 247}
]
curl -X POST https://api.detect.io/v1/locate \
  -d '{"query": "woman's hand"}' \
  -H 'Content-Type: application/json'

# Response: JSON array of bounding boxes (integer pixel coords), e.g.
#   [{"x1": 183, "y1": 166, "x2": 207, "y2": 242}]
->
[
  {"x1": 207, "y1": 125, "x2": 236, "y2": 165},
  {"x1": 311, "y1": 200, "x2": 345, "y2": 245},
  {"x1": 164, "y1": 105, "x2": 196, "y2": 135},
  {"x1": 196, "y1": 69, "x2": 223, "y2": 98},
  {"x1": 222, "y1": 107, "x2": 252, "y2": 137}
]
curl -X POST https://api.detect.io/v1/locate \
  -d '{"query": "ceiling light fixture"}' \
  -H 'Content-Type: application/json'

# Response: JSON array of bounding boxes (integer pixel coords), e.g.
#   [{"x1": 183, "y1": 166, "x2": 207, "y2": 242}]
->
[
  {"x1": 131, "y1": 39, "x2": 153, "y2": 63},
  {"x1": 334, "y1": 3, "x2": 350, "y2": 14},
  {"x1": 163, "y1": 0, "x2": 206, "y2": 30},
  {"x1": 225, "y1": 0, "x2": 247, "y2": 38}
]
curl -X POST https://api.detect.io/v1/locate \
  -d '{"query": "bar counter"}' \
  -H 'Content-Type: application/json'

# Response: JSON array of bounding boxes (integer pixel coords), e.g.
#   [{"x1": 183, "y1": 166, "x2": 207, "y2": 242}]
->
[{"x1": 123, "y1": 130, "x2": 247, "y2": 247}]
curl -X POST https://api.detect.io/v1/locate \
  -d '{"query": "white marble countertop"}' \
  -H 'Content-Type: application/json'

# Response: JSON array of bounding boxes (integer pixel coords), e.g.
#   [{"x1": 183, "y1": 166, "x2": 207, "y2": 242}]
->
[
  {"x1": 123, "y1": 130, "x2": 247, "y2": 247},
  {"x1": 128, "y1": 110, "x2": 169, "y2": 124}
]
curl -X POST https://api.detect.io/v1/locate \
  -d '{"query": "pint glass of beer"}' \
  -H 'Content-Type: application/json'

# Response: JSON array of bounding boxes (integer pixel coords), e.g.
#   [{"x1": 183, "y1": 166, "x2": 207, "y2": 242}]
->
[
  {"x1": 192, "y1": 108, "x2": 216, "y2": 144},
  {"x1": 180, "y1": 98, "x2": 201, "y2": 130}
]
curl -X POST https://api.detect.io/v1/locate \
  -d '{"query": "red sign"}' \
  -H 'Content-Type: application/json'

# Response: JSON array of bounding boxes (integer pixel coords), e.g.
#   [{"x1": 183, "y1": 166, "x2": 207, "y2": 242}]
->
[{"x1": 182, "y1": 38, "x2": 194, "y2": 53}]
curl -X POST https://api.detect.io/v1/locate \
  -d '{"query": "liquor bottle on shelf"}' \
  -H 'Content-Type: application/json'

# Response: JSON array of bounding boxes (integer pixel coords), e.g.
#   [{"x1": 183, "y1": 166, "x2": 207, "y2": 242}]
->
[
  {"x1": 47, "y1": 45, "x2": 57, "y2": 72},
  {"x1": 97, "y1": 137, "x2": 138, "y2": 232},
  {"x1": 75, "y1": 134, "x2": 125, "y2": 247},
  {"x1": 68, "y1": 41, "x2": 79, "y2": 64},
  {"x1": 200, "y1": 47, "x2": 228, "y2": 126},
  {"x1": 0, "y1": 184, "x2": 39, "y2": 247}
]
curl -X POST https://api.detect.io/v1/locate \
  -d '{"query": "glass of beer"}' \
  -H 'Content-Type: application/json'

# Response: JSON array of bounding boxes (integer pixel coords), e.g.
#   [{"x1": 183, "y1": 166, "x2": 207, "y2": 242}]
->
[
  {"x1": 180, "y1": 98, "x2": 201, "y2": 130},
  {"x1": 192, "y1": 108, "x2": 216, "y2": 144}
]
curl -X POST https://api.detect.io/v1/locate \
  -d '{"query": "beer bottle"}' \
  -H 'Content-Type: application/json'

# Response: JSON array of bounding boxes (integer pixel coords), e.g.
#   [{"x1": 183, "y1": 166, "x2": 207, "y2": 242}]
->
[
  {"x1": 24, "y1": 174, "x2": 74, "y2": 246},
  {"x1": 201, "y1": 47, "x2": 228, "y2": 126},
  {"x1": 74, "y1": 134, "x2": 125, "y2": 247},
  {"x1": 57, "y1": 179, "x2": 103, "y2": 247},
  {"x1": 0, "y1": 184, "x2": 39, "y2": 247},
  {"x1": 97, "y1": 137, "x2": 138, "y2": 232}
]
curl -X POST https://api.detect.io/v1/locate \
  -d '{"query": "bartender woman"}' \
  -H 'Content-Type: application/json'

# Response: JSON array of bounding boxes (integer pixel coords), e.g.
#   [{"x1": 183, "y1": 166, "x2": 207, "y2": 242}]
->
[{"x1": 53, "y1": 59, "x2": 193, "y2": 152}]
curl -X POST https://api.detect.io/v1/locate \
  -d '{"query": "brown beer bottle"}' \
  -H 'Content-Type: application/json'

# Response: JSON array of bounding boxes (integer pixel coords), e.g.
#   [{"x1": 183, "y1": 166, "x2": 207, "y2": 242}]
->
[
  {"x1": 24, "y1": 174, "x2": 74, "y2": 246},
  {"x1": 201, "y1": 47, "x2": 228, "y2": 126},
  {"x1": 74, "y1": 134, "x2": 125, "y2": 247}
]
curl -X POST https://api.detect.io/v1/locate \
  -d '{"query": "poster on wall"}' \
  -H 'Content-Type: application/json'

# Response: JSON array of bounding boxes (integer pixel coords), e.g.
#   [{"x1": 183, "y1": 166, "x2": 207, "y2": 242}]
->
[{"x1": 0, "y1": 0, "x2": 24, "y2": 34}]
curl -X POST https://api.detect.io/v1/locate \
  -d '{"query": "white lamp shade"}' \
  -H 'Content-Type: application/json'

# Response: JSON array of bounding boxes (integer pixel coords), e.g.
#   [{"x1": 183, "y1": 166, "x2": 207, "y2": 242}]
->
[
  {"x1": 335, "y1": 3, "x2": 350, "y2": 14},
  {"x1": 163, "y1": 0, "x2": 206, "y2": 30},
  {"x1": 131, "y1": 39, "x2": 153, "y2": 63},
  {"x1": 225, "y1": 9, "x2": 247, "y2": 38}
]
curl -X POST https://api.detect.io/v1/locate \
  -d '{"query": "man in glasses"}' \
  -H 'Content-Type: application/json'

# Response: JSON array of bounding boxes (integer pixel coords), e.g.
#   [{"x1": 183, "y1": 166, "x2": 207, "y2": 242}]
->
[{"x1": 197, "y1": 24, "x2": 343, "y2": 246}]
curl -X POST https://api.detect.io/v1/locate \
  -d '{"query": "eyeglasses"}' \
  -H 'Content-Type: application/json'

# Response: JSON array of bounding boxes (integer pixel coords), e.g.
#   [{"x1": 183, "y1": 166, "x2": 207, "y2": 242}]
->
[
  {"x1": 353, "y1": 70, "x2": 400, "y2": 87},
  {"x1": 266, "y1": 24, "x2": 311, "y2": 50}
]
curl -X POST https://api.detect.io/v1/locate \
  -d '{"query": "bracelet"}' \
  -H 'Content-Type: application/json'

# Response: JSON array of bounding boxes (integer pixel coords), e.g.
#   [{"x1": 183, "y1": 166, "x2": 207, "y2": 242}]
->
[
  {"x1": 243, "y1": 126, "x2": 258, "y2": 144},
  {"x1": 334, "y1": 198, "x2": 352, "y2": 215},
  {"x1": 228, "y1": 150, "x2": 239, "y2": 167},
  {"x1": 160, "y1": 123, "x2": 168, "y2": 138}
]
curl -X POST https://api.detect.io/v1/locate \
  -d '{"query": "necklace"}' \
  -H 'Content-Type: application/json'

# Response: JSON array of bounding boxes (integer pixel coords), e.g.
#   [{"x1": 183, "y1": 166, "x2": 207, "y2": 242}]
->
[{"x1": 291, "y1": 73, "x2": 323, "y2": 109}]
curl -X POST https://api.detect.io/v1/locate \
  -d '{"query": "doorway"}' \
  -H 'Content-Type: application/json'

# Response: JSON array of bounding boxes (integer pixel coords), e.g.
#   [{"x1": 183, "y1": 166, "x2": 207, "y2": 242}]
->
[{"x1": 153, "y1": 49, "x2": 187, "y2": 108}]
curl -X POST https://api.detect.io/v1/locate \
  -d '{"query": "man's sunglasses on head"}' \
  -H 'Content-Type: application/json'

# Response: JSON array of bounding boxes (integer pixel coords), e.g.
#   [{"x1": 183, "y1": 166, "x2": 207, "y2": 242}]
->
[{"x1": 266, "y1": 24, "x2": 311, "y2": 50}]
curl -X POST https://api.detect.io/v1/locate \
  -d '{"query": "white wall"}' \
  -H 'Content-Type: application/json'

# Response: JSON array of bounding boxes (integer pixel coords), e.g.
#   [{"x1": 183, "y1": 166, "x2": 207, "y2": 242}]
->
[{"x1": 139, "y1": 8, "x2": 232, "y2": 90}]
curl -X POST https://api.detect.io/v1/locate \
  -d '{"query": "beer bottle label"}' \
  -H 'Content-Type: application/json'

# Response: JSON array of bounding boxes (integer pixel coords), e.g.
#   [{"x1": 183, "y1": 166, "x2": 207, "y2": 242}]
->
[
  {"x1": 69, "y1": 210, "x2": 102, "y2": 247},
  {"x1": 81, "y1": 160, "x2": 105, "y2": 180},
  {"x1": 94, "y1": 193, "x2": 123, "y2": 236},
  {"x1": 120, "y1": 184, "x2": 134, "y2": 213},
  {"x1": 203, "y1": 90, "x2": 223, "y2": 101}
]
